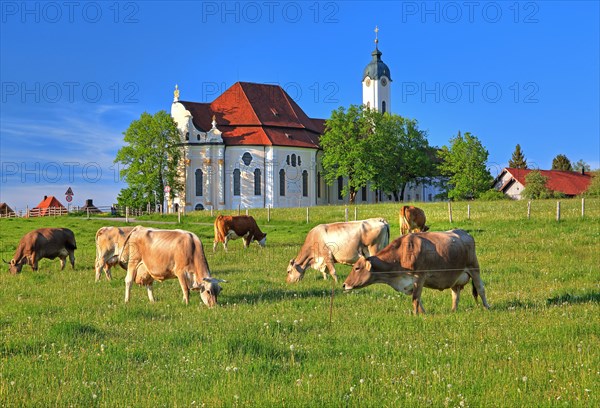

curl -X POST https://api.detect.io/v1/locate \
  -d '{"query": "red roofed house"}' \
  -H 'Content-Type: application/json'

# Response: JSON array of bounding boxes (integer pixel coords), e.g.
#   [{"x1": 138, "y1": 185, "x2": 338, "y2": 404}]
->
[
  {"x1": 170, "y1": 40, "x2": 442, "y2": 211},
  {"x1": 32, "y1": 195, "x2": 67, "y2": 216},
  {"x1": 493, "y1": 168, "x2": 592, "y2": 200}
]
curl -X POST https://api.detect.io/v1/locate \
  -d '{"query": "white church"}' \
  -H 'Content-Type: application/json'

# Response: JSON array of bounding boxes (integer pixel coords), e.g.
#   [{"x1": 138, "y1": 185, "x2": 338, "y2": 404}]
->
[{"x1": 170, "y1": 36, "x2": 441, "y2": 211}]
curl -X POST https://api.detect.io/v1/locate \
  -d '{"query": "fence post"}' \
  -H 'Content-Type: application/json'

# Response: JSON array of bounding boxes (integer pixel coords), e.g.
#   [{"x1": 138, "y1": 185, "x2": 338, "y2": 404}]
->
[
  {"x1": 126, "y1": 206, "x2": 129, "y2": 223},
  {"x1": 268, "y1": 205, "x2": 271, "y2": 222},
  {"x1": 448, "y1": 201, "x2": 453, "y2": 223},
  {"x1": 26, "y1": 205, "x2": 29, "y2": 218},
  {"x1": 354, "y1": 207, "x2": 357, "y2": 221},
  {"x1": 246, "y1": 208, "x2": 249, "y2": 216},
  {"x1": 344, "y1": 207, "x2": 348, "y2": 222},
  {"x1": 178, "y1": 209, "x2": 181, "y2": 224},
  {"x1": 581, "y1": 197, "x2": 585, "y2": 218},
  {"x1": 210, "y1": 206, "x2": 214, "y2": 217},
  {"x1": 467, "y1": 204, "x2": 471, "y2": 220},
  {"x1": 306, "y1": 207, "x2": 309, "y2": 224},
  {"x1": 556, "y1": 201, "x2": 561, "y2": 222},
  {"x1": 238, "y1": 205, "x2": 241, "y2": 215},
  {"x1": 87, "y1": 208, "x2": 90, "y2": 219}
]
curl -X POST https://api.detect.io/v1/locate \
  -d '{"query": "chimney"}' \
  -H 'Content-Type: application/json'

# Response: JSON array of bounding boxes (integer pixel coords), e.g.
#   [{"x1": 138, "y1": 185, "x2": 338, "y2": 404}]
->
[
  {"x1": 85, "y1": 199, "x2": 93, "y2": 207},
  {"x1": 581, "y1": 168, "x2": 585, "y2": 175},
  {"x1": 44, "y1": 195, "x2": 47, "y2": 200}
]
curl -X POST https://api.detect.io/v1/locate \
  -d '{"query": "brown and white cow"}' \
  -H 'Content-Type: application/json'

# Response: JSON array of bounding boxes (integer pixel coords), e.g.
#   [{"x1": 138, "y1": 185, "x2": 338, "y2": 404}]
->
[
  {"x1": 399, "y1": 205, "x2": 429, "y2": 235},
  {"x1": 121, "y1": 226, "x2": 225, "y2": 307},
  {"x1": 3, "y1": 228, "x2": 76, "y2": 274},
  {"x1": 287, "y1": 218, "x2": 390, "y2": 284},
  {"x1": 94, "y1": 226, "x2": 134, "y2": 282},
  {"x1": 213, "y1": 215, "x2": 267, "y2": 252},
  {"x1": 343, "y1": 229, "x2": 490, "y2": 314}
]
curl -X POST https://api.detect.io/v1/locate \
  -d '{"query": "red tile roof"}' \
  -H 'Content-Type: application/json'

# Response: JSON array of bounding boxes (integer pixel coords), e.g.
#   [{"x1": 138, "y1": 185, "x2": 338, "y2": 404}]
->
[
  {"x1": 34, "y1": 195, "x2": 66, "y2": 210},
  {"x1": 178, "y1": 82, "x2": 324, "y2": 148},
  {"x1": 502, "y1": 168, "x2": 592, "y2": 196}
]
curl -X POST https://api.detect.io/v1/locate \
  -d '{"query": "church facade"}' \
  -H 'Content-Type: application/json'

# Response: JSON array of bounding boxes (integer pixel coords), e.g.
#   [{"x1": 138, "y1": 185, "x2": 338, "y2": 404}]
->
[{"x1": 170, "y1": 41, "x2": 441, "y2": 211}]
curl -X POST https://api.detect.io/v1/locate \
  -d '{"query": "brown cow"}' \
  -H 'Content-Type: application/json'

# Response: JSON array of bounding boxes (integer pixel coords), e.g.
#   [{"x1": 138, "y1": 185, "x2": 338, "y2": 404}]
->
[
  {"x1": 4, "y1": 228, "x2": 76, "y2": 274},
  {"x1": 287, "y1": 218, "x2": 390, "y2": 283},
  {"x1": 343, "y1": 229, "x2": 490, "y2": 314},
  {"x1": 399, "y1": 205, "x2": 429, "y2": 235},
  {"x1": 121, "y1": 226, "x2": 224, "y2": 307},
  {"x1": 94, "y1": 226, "x2": 134, "y2": 281},
  {"x1": 213, "y1": 215, "x2": 267, "y2": 252}
]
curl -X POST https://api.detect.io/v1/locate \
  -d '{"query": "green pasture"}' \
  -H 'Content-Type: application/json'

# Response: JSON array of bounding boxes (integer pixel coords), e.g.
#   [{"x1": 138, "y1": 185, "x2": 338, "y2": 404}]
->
[{"x1": 1, "y1": 199, "x2": 598, "y2": 407}]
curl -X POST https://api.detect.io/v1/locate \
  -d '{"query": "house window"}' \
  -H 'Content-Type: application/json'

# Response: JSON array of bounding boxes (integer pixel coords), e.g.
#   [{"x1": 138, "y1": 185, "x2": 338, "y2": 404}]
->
[
  {"x1": 279, "y1": 169, "x2": 286, "y2": 196},
  {"x1": 361, "y1": 186, "x2": 367, "y2": 201},
  {"x1": 254, "y1": 169, "x2": 261, "y2": 196},
  {"x1": 233, "y1": 169, "x2": 241, "y2": 196},
  {"x1": 242, "y1": 152, "x2": 252, "y2": 166},
  {"x1": 337, "y1": 176, "x2": 343, "y2": 200},
  {"x1": 317, "y1": 172, "x2": 321, "y2": 198},
  {"x1": 195, "y1": 169, "x2": 203, "y2": 197},
  {"x1": 381, "y1": 101, "x2": 386, "y2": 114},
  {"x1": 302, "y1": 170, "x2": 308, "y2": 197}
]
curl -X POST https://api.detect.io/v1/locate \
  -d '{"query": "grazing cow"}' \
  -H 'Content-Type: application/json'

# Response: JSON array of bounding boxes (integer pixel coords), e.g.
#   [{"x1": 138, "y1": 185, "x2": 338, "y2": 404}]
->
[
  {"x1": 399, "y1": 205, "x2": 429, "y2": 235},
  {"x1": 3, "y1": 228, "x2": 76, "y2": 274},
  {"x1": 287, "y1": 218, "x2": 390, "y2": 283},
  {"x1": 343, "y1": 229, "x2": 490, "y2": 314},
  {"x1": 94, "y1": 226, "x2": 134, "y2": 281},
  {"x1": 213, "y1": 215, "x2": 267, "y2": 252},
  {"x1": 121, "y1": 226, "x2": 224, "y2": 307}
]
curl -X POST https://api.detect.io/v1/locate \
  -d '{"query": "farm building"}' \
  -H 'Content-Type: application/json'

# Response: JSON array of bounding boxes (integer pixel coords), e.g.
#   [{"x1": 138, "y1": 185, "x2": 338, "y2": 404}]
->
[
  {"x1": 493, "y1": 168, "x2": 592, "y2": 199},
  {"x1": 170, "y1": 37, "x2": 442, "y2": 211},
  {"x1": 0, "y1": 202, "x2": 15, "y2": 217},
  {"x1": 32, "y1": 195, "x2": 67, "y2": 216}
]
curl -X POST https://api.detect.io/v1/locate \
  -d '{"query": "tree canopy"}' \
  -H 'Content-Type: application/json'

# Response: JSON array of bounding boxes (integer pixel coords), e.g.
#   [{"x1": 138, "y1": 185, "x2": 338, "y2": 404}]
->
[
  {"x1": 551, "y1": 154, "x2": 573, "y2": 171},
  {"x1": 573, "y1": 159, "x2": 591, "y2": 173},
  {"x1": 114, "y1": 110, "x2": 182, "y2": 208},
  {"x1": 437, "y1": 131, "x2": 492, "y2": 200},
  {"x1": 508, "y1": 144, "x2": 527, "y2": 169},
  {"x1": 522, "y1": 170, "x2": 551, "y2": 199}
]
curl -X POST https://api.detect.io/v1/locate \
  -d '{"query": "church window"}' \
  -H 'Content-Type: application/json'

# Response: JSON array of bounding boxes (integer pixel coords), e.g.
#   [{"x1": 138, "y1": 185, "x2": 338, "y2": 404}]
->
[
  {"x1": 242, "y1": 152, "x2": 252, "y2": 166},
  {"x1": 195, "y1": 169, "x2": 203, "y2": 197},
  {"x1": 298, "y1": 156, "x2": 301, "y2": 166},
  {"x1": 361, "y1": 186, "x2": 367, "y2": 201},
  {"x1": 233, "y1": 169, "x2": 241, "y2": 196},
  {"x1": 381, "y1": 101, "x2": 386, "y2": 114},
  {"x1": 317, "y1": 172, "x2": 321, "y2": 198},
  {"x1": 291, "y1": 154, "x2": 296, "y2": 167},
  {"x1": 367, "y1": 101, "x2": 370, "y2": 109},
  {"x1": 302, "y1": 170, "x2": 308, "y2": 197},
  {"x1": 279, "y1": 169, "x2": 286, "y2": 196},
  {"x1": 428, "y1": 193, "x2": 433, "y2": 202},
  {"x1": 337, "y1": 176, "x2": 343, "y2": 200},
  {"x1": 254, "y1": 169, "x2": 261, "y2": 196},
  {"x1": 185, "y1": 132, "x2": 189, "y2": 141}
]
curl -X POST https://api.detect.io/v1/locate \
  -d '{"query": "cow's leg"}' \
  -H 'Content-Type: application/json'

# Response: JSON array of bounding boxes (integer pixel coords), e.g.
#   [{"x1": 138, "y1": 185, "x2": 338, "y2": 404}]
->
[
  {"x1": 146, "y1": 284, "x2": 155, "y2": 302},
  {"x1": 451, "y1": 286, "x2": 461, "y2": 312},
  {"x1": 243, "y1": 235, "x2": 251, "y2": 248},
  {"x1": 59, "y1": 256, "x2": 67, "y2": 270},
  {"x1": 468, "y1": 262, "x2": 490, "y2": 309},
  {"x1": 124, "y1": 261, "x2": 138, "y2": 303},
  {"x1": 177, "y1": 274, "x2": 190, "y2": 305},
  {"x1": 412, "y1": 275, "x2": 426, "y2": 315},
  {"x1": 325, "y1": 258, "x2": 338, "y2": 283},
  {"x1": 30, "y1": 255, "x2": 38, "y2": 272},
  {"x1": 213, "y1": 239, "x2": 218, "y2": 252},
  {"x1": 105, "y1": 264, "x2": 113, "y2": 281},
  {"x1": 94, "y1": 259, "x2": 103, "y2": 282},
  {"x1": 223, "y1": 236, "x2": 229, "y2": 252}
]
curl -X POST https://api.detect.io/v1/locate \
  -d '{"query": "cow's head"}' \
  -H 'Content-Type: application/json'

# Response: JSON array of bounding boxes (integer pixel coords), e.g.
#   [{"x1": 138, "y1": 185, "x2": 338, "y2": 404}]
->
[
  {"x1": 286, "y1": 259, "x2": 305, "y2": 283},
  {"x1": 257, "y1": 233, "x2": 267, "y2": 248},
  {"x1": 4, "y1": 257, "x2": 26, "y2": 275},
  {"x1": 192, "y1": 277, "x2": 226, "y2": 308},
  {"x1": 342, "y1": 256, "x2": 373, "y2": 291}
]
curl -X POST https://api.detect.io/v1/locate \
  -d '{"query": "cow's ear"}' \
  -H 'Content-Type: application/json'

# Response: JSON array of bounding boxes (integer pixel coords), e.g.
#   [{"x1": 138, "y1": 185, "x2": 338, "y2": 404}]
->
[
  {"x1": 365, "y1": 260, "x2": 372, "y2": 272},
  {"x1": 10, "y1": 259, "x2": 15, "y2": 265},
  {"x1": 289, "y1": 259, "x2": 295, "y2": 266}
]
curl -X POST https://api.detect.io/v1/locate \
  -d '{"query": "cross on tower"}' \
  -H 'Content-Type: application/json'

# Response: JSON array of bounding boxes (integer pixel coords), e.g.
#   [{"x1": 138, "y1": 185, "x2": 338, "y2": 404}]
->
[{"x1": 374, "y1": 26, "x2": 379, "y2": 45}]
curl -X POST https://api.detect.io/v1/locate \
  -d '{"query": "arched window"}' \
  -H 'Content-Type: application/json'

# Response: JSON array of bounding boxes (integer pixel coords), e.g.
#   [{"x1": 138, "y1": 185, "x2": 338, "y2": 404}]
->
[
  {"x1": 337, "y1": 176, "x2": 343, "y2": 200},
  {"x1": 242, "y1": 152, "x2": 252, "y2": 166},
  {"x1": 298, "y1": 156, "x2": 301, "y2": 166},
  {"x1": 291, "y1": 154, "x2": 296, "y2": 167},
  {"x1": 279, "y1": 169, "x2": 286, "y2": 196},
  {"x1": 195, "y1": 169, "x2": 203, "y2": 196},
  {"x1": 254, "y1": 169, "x2": 261, "y2": 196},
  {"x1": 317, "y1": 172, "x2": 321, "y2": 198},
  {"x1": 381, "y1": 101, "x2": 387, "y2": 114},
  {"x1": 302, "y1": 170, "x2": 308, "y2": 197},
  {"x1": 233, "y1": 169, "x2": 241, "y2": 196}
]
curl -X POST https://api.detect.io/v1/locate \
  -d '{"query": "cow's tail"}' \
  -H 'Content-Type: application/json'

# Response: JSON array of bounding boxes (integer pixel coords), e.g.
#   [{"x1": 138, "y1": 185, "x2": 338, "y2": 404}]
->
[
  {"x1": 384, "y1": 221, "x2": 391, "y2": 248},
  {"x1": 94, "y1": 228, "x2": 104, "y2": 269},
  {"x1": 67, "y1": 230, "x2": 77, "y2": 251},
  {"x1": 399, "y1": 206, "x2": 409, "y2": 235},
  {"x1": 119, "y1": 226, "x2": 140, "y2": 264},
  {"x1": 471, "y1": 279, "x2": 479, "y2": 303},
  {"x1": 214, "y1": 215, "x2": 225, "y2": 242}
]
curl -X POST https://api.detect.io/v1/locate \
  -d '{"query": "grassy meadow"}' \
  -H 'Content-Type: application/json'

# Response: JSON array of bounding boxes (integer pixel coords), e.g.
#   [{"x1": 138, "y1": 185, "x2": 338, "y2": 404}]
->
[{"x1": 0, "y1": 199, "x2": 598, "y2": 407}]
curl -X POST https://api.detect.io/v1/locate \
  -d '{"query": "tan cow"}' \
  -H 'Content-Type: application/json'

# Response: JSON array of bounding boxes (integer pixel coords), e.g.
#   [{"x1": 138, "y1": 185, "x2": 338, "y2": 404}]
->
[
  {"x1": 399, "y1": 205, "x2": 429, "y2": 235},
  {"x1": 213, "y1": 215, "x2": 267, "y2": 252},
  {"x1": 287, "y1": 218, "x2": 390, "y2": 284},
  {"x1": 121, "y1": 226, "x2": 225, "y2": 307},
  {"x1": 3, "y1": 228, "x2": 76, "y2": 274},
  {"x1": 343, "y1": 229, "x2": 490, "y2": 314},
  {"x1": 94, "y1": 226, "x2": 134, "y2": 281}
]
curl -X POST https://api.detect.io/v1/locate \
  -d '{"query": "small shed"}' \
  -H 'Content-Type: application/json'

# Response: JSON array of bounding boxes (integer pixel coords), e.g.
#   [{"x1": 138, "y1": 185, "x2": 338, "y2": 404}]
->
[
  {"x1": 0, "y1": 202, "x2": 15, "y2": 217},
  {"x1": 81, "y1": 199, "x2": 102, "y2": 214},
  {"x1": 32, "y1": 196, "x2": 67, "y2": 216}
]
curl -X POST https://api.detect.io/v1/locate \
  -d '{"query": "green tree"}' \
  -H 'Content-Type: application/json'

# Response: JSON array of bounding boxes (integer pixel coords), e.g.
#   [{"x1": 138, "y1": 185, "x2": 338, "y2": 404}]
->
[
  {"x1": 522, "y1": 170, "x2": 551, "y2": 199},
  {"x1": 115, "y1": 110, "x2": 182, "y2": 209},
  {"x1": 508, "y1": 144, "x2": 528, "y2": 168},
  {"x1": 585, "y1": 171, "x2": 600, "y2": 196},
  {"x1": 551, "y1": 154, "x2": 573, "y2": 171},
  {"x1": 320, "y1": 105, "x2": 375, "y2": 204},
  {"x1": 437, "y1": 131, "x2": 493, "y2": 200},
  {"x1": 369, "y1": 112, "x2": 434, "y2": 201},
  {"x1": 573, "y1": 159, "x2": 591, "y2": 173}
]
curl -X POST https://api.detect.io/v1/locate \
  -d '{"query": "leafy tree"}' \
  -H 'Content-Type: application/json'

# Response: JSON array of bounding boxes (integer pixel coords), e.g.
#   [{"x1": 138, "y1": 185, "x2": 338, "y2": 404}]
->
[
  {"x1": 369, "y1": 112, "x2": 434, "y2": 201},
  {"x1": 573, "y1": 159, "x2": 591, "y2": 173},
  {"x1": 522, "y1": 170, "x2": 551, "y2": 199},
  {"x1": 551, "y1": 154, "x2": 573, "y2": 171},
  {"x1": 115, "y1": 111, "x2": 182, "y2": 208},
  {"x1": 585, "y1": 171, "x2": 600, "y2": 196},
  {"x1": 437, "y1": 131, "x2": 493, "y2": 200},
  {"x1": 320, "y1": 105, "x2": 375, "y2": 203},
  {"x1": 478, "y1": 189, "x2": 508, "y2": 201},
  {"x1": 508, "y1": 144, "x2": 527, "y2": 168}
]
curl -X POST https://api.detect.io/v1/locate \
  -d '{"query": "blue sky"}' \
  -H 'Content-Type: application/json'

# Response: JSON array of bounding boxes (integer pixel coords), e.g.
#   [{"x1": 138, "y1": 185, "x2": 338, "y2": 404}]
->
[{"x1": 1, "y1": 1, "x2": 599, "y2": 210}]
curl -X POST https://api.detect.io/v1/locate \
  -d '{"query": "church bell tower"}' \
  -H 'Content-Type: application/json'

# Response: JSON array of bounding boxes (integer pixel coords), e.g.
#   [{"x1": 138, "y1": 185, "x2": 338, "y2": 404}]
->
[{"x1": 362, "y1": 26, "x2": 392, "y2": 113}]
